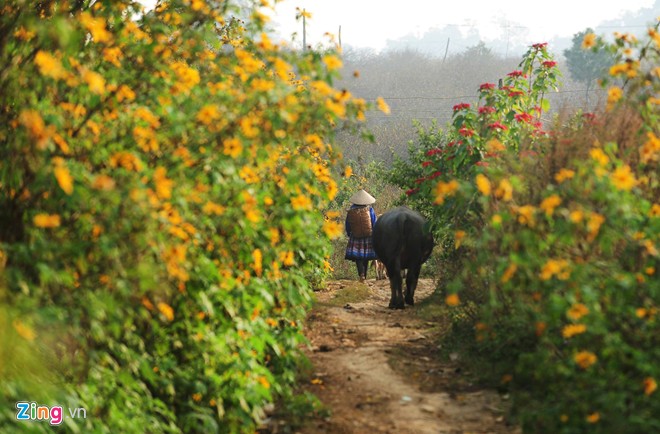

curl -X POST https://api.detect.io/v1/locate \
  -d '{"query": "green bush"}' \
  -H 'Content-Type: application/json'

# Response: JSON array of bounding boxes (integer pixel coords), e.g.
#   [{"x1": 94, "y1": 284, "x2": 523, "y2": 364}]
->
[{"x1": 0, "y1": 1, "x2": 367, "y2": 432}]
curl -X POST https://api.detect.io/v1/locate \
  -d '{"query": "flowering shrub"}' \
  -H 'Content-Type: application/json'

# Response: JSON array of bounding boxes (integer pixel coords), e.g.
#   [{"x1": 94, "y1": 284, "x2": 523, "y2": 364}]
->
[{"x1": 0, "y1": 1, "x2": 365, "y2": 432}]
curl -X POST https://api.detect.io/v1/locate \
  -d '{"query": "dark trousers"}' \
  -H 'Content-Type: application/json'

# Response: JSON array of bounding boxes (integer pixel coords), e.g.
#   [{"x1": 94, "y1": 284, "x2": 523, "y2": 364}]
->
[{"x1": 355, "y1": 259, "x2": 369, "y2": 279}]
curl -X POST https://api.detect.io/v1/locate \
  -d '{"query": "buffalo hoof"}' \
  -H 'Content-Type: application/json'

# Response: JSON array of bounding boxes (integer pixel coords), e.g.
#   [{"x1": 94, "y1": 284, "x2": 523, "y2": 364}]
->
[
  {"x1": 405, "y1": 296, "x2": 415, "y2": 306},
  {"x1": 388, "y1": 300, "x2": 405, "y2": 310}
]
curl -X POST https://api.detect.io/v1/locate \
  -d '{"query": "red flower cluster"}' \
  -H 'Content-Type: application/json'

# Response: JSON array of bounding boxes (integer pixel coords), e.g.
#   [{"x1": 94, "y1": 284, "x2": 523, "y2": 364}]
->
[
  {"x1": 452, "y1": 102, "x2": 471, "y2": 111},
  {"x1": 508, "y1": 90, "x2": 525, "y2": 97},
  {"x1": 507, "y1": 70, "x2": 526, "y2": 78},
  {"x1": 425, "y1": 148, "x2": 443, "y2": 156},
  {"x1": 478, "y1": 106, "x2": 496, "y2": 115},
  {"x1": 514, "y1": 112, "x2": 533, "y2": 123},
  {"x1": 542, "y1": 60, "x2": 557, "y2": 68},
  {"x1": 479, "y1": 82, "x2": 496, "y2": 91},
  {"x1": 406, "y1": 188, "x2": 419, "y2": 196},
  {"x1": 421, "y1": 160, "x2": 433, "y2": 167},
  {"x1": 532, "y1": 42, "x2": 548, "y2": 49},
  {"x1": 488, "y1": 122, "x2": 508, "y2": 131},
  {"x1": 458, "y1": 127, "x2": 475, "y2": 137}
]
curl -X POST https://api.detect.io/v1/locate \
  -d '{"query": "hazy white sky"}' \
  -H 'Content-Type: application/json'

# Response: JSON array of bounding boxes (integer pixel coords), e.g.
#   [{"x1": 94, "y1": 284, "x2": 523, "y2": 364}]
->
[{"x1": 270, "y1": 0, "x2": 656, "y2": 50}]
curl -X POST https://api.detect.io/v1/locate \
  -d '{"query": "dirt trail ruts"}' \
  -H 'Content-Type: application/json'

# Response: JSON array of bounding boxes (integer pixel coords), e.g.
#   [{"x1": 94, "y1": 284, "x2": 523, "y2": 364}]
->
[{"x1": 296, "y1": 278, "x2": 518, "y2": 434}]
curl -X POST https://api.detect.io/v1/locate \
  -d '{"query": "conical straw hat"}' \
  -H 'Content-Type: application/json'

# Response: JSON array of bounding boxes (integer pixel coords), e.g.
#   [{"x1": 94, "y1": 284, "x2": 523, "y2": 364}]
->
[{"x1": 349, "y1": 189, "x2": 376, "y2": 205}]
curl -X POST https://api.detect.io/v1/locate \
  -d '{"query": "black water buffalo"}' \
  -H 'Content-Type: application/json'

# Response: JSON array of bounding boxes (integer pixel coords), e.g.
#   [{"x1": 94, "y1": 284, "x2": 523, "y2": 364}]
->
[{"x1": 373, "y1": 206, "x2": 434, "y2": 309}]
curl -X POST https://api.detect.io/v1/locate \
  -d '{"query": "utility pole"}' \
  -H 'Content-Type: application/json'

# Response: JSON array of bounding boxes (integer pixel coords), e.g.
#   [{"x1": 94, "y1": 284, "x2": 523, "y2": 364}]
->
[
  {"x1": 338, "y1": 25, "x2": 342, "y2": 49},
  {"x1": 442, "y1": 37, "x2": 450, "y2": 63},
  {"x1": 302, "y1": 9, "x2": 307, "y2": 51}
]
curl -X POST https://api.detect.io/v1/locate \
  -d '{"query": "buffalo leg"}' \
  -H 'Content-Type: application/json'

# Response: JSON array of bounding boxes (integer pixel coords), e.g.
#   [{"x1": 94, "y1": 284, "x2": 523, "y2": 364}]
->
[
  {"x1": 404, "y1": 264, "x2": 421, "y2": 306},
  {"x1": 386, "y1": 263, "x2": 404, "y2": 309}
]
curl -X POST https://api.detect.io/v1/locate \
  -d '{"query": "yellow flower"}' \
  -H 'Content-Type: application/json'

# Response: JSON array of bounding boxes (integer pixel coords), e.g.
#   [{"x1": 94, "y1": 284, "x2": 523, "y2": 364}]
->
[
  {"x1": 491, "y1": 214, "x2": 502, "y2": 225},
  {"x1": 586, "y1": 412, "x2": 600, "y2": 423},
  {"x1": 567, "y1": 303, "x2": 589, "y2": 321},
  {"x1": 495, "y1": 179, "x2": 513, "y2": 201},
  {"x1": 325, "y1": 98, "x2": 346, "y2": 118},
  {"x1": 53, "y1": 164, "x2": 74, "y2": 195},
  {"x1": 323, "y1": 220, "x2": 343, "y2": 239},
  {"x1": 223, "y1": 137, "x2": 243, "y2": 158},
  {"x1": 34, "y1": 214, "x2": 61, "y2": 228},
  {"x1": 116, "y1": 84, "x2": 136, "y2": 102},
  {"x1": 192, "y1": 393, "x2": 202, "y2": 402},
  {"x1": 376, "y1": 97, "x2": 390, "y2": 115},
  {"x1": 322, "y1": 54, "x2": 342, "y2": 71},
  {"x1": 454, "y1": 230, "x2": 466, "y2": 249},
  {"x1": 258, "y1": 376, "x2": 271, "y2": 389},
  {"x1": 554, "y1": 168, "x2": 575, "y2": 183},
  {"x1": 92, "y1": 175, "x2": 115, "y2": 191},
  {"x1": 607, "y1": 86, "x2": 623, "y2": 110},
  {"x1": 153, "y1": 167, "x2": 173, "y2": 199},
  {"x1": 590, "y1": 148, "x2": 609, "y2": 166},
  {"x1": 291, "y1": 194, "x2": 312, "y2": 210},
  {"x1": 142, "y1": 297, "x2": 154, "y2": 311},
  {"x1": 486, "y1": 138, "x2": 506, "y2": 152},
  {"x1": 34, "y1": 51, "x2": 67, "y2": 80},
  {"x1": 569, "y1": 209, "x2": 584, "y2": 223},
  {"x1": 157, "y1": 302, "x2": 174, "y2": 321},
  {"x1": 252, "y1": 249, "x2": 263, "y2": 276},
  {"x1": 102, "y1": 46, "x2": 123, "y2": 67},
  {"x1": 475, "y1": 174, "x2": 491, "y2": 196},
  {"x1": 19, "y1": 109, "x2": 51, "y2": 149},
  {"x1": 344, "y1": 166, "x2": 353, "y2": 178},
  {"x1": 649, "y1": 203, "x2": 660, "y2": 217},
  {"x1": 80, "y1": 12, "x2": 113, "y2": 44},
  {"x1": 516, "y1": 205, "x2": 536, "y2": 226},
  {"x1": 82, "y1": 69, "x2": 106, "y2": 95},
  {"x1": 574, "y1": 351, "x2": 597, "y2": 369},
  {"x1": 501, "y1": 263, "x2": 517, "y2": 283},
  {"x1": 13, "y1": 319, "x2": 36, "y2": 341},
  {"x1": 587, "y1": 212, "x2": 605, "y2": 241},
  {"x1": 643, "y1": 377, "x2": 657, "y2": 396},
  {"x1": 582, "y1": 33, "x2": 597, "y2": 48},
  {"x1": 610, "y1": 165, "x2": 636, "y2": 191},
  {"x1": 640, "y1": 132, "x2": 660, "y2": 164},
  {"x1": 539, "y1": 194, "x2": 561, "y2": 217},
  {"x1": 445, "y1": 293, "x2": 460, "y2": 306},
  {"x1": 239, "y1": 166, "x2": 260, "y2": 184},
  {"x1": 202, "y1": 201, "x2": 226, "y2": 216},
  {"x1": 434, "y1": 179, "x2": 459, "y2": 204},
  {"x1": 562, "y1": 323, "x2": 587, "y2": 338},
  {"x1": 280, "y1": 250, "x2": 295, "y2": 266},
  {"x1": 539, "y1": 258, "x2": 570, "y2": 281},
  {"x1": 14, "y1": 26, "x2": 36, "y2": 41}
]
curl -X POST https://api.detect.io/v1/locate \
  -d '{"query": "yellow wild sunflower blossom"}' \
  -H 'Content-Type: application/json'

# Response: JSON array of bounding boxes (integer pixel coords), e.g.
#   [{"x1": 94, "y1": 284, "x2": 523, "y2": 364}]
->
[
  {"x1": 495, "y1": 179, "x2": 513, "y2": 201},
  {"x1": 539, "y1": 258, "x2": 570, "y2": 281},
  {"x1": 434, "y1": 179, "x2": 459, "y2": 205},
  {"x1": 376, "y1": 97, "x2": 390, "y2": 115},
  {"x1": 291, "y1": 194, "x2": 312, "y2": 211},
  {"x1": 607, "y1": 86, "x2": 623, "y2": 111},
  {"x1": 500, "y1": 263, "x2": 517, "y2": 283},
  {"x1": 574, "y1": 350, "x2": 597, "y2": 369},
  {"x1": 110, "y1": 151, "x2": 143, "y2": 171},
  {"x1": 153, "y1": 167, "x2": 173, "y2": 200},
  {"x1": 19, "y1": 109, "x2": 52, "y2": 149},
  {"x1": 590, "y1": 148, "x2": 609, "y2": 166},
  {"x1": 586, "y1": 412, "x2": 600, "y2": 424},
  {"x1": 454, "y1": 230, "x2": 466, "y2": 249},
  {"x1": 13, "y1": 319, "x2": 36, "y2": 341},
  {"x1": 102, "y1": 46, "x2": 123, "y2": 67},
  {"x1": 587, "y1": 212, "x2": 605, "y2": 241},
  {"x1": 567, "y1": 303, "x2": 589, "y2": 321},
  {"x1": 554, "y1": 168, "x2": 575, "y2": 183},
  {"x1": 53, "y1": 162, "x2": 74, "y2": 195},
  {"x1": 475, "y1": 174, "x2": 491, "y2": 196},
  {"x1": 643, "y1": 377, "x2": 657, "y2": 396},
  {"x1": 79, "y1": 11, "x2": 113, "y2": 44},
  {"x1": 157, "y1": 302, "x2": 174, "y2": 321},
  {"x1": 33, "y1": 214, "x2": 61, "y2": 228},
  {"x1": 515, "y1": 205, "x2": 536, "y2": 226},
  {"x1": 323, "y1": 220, "x2": 343, "y2": 239},
  {"x1": 640, "y1": 132, "x2": 660, "y2": 164},
  {"x1": 202, "y1": 201, "x2": 225, "y2": 216},
  {"x1": 34, "y1": 50, "x2": 67, "y2": 80},
  {"x1": 82, "y1": 69, "x2": 106, "y2": 95},
  {"x1": 650, "y1": 203, "x2": 660, "y2": 218},
  {"x1": 539, "y1": 194, "x2": 561, "y2": 217},
  {"x1": 562, "y1": 323, "x2": 587, "y2": 338},
  {"x1": 223, "y1": 137, "x2": 243, "y2": 158},
  {"x1": 92, "y1": 174, "x2": 115, "y2": 191},
  {"x1": 252, "y1": 248, "x2": 263, "y2": 276},
  {"x1": 610, "y1": 165, "x2": 636, "y2": 191},
  {"x1": 582, "y1": 33, "x2": 597, "y2": 48},
  {"x1": 445, "y1": 293, "x2": 460, "y2": 307},
  {"x1": 322, "y1": 54, "x2": 342, "y2": 71}
]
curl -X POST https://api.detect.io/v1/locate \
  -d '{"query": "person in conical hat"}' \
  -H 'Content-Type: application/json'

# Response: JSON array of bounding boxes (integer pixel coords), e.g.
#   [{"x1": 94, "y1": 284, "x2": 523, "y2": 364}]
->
[{"x1": 344, "y1": 189, "x2": 377, "y2": 282}]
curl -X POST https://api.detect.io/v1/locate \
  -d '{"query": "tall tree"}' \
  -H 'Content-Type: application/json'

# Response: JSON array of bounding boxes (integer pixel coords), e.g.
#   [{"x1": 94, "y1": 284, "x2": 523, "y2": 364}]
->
[{"x1": 563, "y1": 28, "x2": 614, "y2": 105}]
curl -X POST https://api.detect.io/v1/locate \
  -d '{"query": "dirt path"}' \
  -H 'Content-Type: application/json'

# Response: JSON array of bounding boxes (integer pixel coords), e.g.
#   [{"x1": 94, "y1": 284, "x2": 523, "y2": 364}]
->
[{"x1": 295, "y1": 278, "x2": 518, "y2": 434}]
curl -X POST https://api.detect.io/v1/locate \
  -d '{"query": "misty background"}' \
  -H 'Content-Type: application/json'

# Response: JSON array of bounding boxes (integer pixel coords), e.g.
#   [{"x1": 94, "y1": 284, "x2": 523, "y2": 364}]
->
[{"x1": 309, "y1": 0, "x2": 660, "y2": 163}]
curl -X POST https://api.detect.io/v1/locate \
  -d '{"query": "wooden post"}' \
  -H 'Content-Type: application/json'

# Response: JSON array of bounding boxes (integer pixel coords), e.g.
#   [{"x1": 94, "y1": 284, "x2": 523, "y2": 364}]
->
[
  {"x1": 442, "y1": 37, "x2": 450, "y2": 63},
  {"x1": 338, "y1": 25, "x2": 342, "y2": 49},
  {"x1": 302, "y1": 9, "x2": 307, "y2": 51}
]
